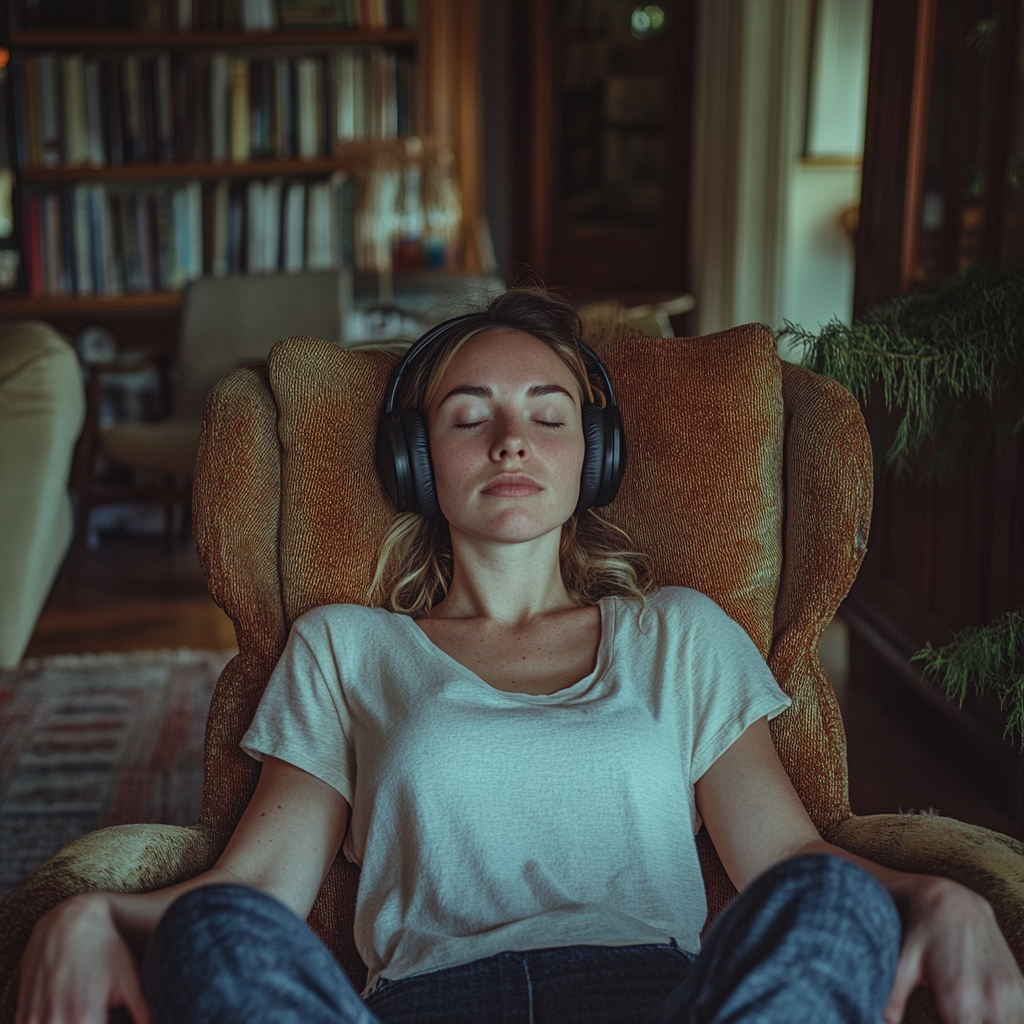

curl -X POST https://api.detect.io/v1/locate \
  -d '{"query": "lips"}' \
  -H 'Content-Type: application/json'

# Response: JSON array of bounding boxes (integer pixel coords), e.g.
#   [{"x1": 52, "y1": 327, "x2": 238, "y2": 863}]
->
[{"x1": 481, "y1": 473, "x2": 542, "y2": 497}]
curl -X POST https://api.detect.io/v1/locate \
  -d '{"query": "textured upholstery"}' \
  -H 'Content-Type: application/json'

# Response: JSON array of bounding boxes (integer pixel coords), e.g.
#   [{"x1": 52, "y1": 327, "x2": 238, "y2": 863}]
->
[
  {"x1": 0, "y1": 321, "x2": 84, "y2": 667},
  {"x1": 1, "y1": 325, "x2": 1021, "y2": 1024}
]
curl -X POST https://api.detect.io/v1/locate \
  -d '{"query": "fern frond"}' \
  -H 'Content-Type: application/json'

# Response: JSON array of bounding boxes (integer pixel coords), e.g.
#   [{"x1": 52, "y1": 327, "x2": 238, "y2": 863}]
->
[
  {"x1": 912, "y1": 609, "x2": 1024, "y2": 747},
  {"x1": 777, "y1": 263, "x2": 1024, "y2": 477}
]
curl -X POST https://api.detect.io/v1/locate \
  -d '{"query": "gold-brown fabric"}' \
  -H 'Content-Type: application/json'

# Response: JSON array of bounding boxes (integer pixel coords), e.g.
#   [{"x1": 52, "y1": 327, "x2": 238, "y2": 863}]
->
[{"x1": 2, "y1": 326, "x2": 1022, "y2": 1024}]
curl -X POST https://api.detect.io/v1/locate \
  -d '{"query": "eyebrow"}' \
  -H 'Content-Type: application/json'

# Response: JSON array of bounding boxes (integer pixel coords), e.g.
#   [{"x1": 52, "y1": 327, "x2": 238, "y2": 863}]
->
[{"x1": 438, "y1": 384, "x2": 576, "y2": 406}]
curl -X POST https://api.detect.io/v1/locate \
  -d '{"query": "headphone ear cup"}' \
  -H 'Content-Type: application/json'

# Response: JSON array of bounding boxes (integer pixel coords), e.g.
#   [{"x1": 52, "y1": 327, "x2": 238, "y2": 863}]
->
[
  {"x1": 375, "y1": 412, "x2": 410, "y2": 511},
  {"x1": 575, "y1": 403, "x2": 606, "y2": 515},
  {"x1": 400, "y1": 407, "x2": 439, "y2": 517},
  {"x1": 594, "y1": 405, "x2": 627, "y2": 507}
]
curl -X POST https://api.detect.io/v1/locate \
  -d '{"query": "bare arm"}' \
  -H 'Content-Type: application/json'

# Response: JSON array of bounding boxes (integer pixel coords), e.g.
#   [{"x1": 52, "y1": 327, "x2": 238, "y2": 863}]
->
[
  {"x1": 17, "y1": 756, "x2": 350, "y2": 1024},
  {"x1": 695, "y1": 717, "x2": 1024, "y2": 1024}
]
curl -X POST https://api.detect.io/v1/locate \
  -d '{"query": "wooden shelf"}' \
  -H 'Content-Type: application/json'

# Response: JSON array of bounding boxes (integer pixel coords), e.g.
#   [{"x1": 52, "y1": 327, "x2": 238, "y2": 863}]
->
[
  {"x1": 10, "y1": 29, "x2": 418, "y2": 49},
  {"x1": 18, "y1": 142, "x2": 423, "y2": 183},
  {"x1": 0, "y1": 292, "x2": 183, "y2": 318}
]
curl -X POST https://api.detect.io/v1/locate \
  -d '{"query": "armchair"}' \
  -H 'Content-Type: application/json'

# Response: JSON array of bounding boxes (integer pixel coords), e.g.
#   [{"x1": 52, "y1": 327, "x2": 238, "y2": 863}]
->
[{"x1": 0, "y1": 323, "x2": 1020, "y2": 1024}]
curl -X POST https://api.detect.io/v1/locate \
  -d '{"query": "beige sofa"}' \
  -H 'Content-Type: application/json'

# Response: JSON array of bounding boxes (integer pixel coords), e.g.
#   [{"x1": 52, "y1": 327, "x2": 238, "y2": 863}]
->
[{"x1": 0, "y1": 321, "x2": 85, "y2": 667}]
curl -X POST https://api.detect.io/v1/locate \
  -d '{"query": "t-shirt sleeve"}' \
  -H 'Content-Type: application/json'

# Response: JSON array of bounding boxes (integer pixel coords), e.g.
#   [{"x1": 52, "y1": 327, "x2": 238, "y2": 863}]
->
[
  {"x1": 240, "y1": 613, "x2": 356, "y2": 805},
  {"x1": 677, "y1": 592, "x2": 792, "y2": 785}
]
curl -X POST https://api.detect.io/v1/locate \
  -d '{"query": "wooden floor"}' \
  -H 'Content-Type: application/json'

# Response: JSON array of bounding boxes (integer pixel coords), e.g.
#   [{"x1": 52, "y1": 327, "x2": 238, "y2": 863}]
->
[{"x1": 25, "y1": 538, "x2": 1021, "y2": 841}]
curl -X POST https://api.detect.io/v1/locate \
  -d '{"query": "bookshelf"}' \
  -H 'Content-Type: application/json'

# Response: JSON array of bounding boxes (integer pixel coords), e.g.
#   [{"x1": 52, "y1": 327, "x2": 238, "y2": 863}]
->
[{"x1": 0, "y1": 0, "x2": 484, "y2": 339}]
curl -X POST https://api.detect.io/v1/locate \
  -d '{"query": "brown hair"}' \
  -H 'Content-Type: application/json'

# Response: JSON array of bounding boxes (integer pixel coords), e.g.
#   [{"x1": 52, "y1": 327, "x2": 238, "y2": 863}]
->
[{"x1": 369, "y1": 288, "x2": 653, "y2": 615}]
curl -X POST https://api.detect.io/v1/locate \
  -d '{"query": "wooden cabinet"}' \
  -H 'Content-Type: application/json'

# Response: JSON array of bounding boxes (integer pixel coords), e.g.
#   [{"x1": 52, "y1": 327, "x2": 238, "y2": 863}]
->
[
  {"x1": 525, "y1": 0, "x2": 696, "y2": 299},
  {"x1": 848, "y1": 0, "x2": 1024, "y2": 824}
]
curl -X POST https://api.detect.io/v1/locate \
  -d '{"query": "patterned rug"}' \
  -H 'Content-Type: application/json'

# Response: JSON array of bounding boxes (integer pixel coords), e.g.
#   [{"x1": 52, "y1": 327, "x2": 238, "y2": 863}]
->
[{"x1": 0, "y1": 649, "x2": 232, "y2": 898}]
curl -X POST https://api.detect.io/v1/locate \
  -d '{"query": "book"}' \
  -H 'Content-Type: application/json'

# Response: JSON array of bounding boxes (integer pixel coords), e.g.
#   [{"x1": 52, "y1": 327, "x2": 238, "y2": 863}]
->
[
  {"x1": 121, "y1": 56, "x2": 146, "y2": 164},
  {"x1": 296, "y1": 57, "x2": 322, "y2": 159},
  {"x1": 277, "y1": 0, "x2": 347, "y2": 28},
  {"x1": 102, "y1": 60, "x2": 125, "y2": 166},
  {"x1": 83, "y1": 59, "x2": 105, "y2": 167},
  {"x1": 263, "y1": 177, "x2": 283, "y2": 271},
  {"x1": 212, "y1": 178, "x2": 230, "y2": 276},
  {"x1": 25, "y1": 194, "x2": 43, "y2": 296},
  {"x1": 72, "y1": 184, "x2": 93, "y2": 294},
  {"x1": 155, "y1": 53, "x2": 175, "y2": 163},
  {"x1": 38, "y1": 54, "x2": 61, "y2": 167},
  {"x1": 274, "y1": 57, "x2": 294, "y2": 159},
  {"x1": 210, "y1": 54, "x2": 230, "y2": 163},
  {"x1": 62, "y1": 54, "x2": 89, "y2": 167},
  {"x1": 283, "y1": 179, "x2": 305, "y2": 272},
  {"x1": 229, "y1": 57, "x2": 251, "y2": 163}
]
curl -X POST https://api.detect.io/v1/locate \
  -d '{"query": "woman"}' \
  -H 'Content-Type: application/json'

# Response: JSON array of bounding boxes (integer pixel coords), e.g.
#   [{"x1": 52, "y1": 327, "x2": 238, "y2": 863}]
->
[{"x1": 17, "y1": 290, "x2": 1023, "y2": 1024}]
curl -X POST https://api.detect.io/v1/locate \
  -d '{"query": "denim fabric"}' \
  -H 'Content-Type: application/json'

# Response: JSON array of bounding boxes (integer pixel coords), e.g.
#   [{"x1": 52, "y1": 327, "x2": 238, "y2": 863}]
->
[{"x1": 138, "y1": 854, "x2": 900, "y2": 1024}]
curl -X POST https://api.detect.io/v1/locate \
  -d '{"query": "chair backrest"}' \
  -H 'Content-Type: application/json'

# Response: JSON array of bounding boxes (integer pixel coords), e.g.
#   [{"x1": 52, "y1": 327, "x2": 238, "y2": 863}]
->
[
  {"x1": 192, "y1": 323, "x2": 872, "y2": 984},
  {"x1": 176, "y1": 270, "x2": 352, "y2": 421}
]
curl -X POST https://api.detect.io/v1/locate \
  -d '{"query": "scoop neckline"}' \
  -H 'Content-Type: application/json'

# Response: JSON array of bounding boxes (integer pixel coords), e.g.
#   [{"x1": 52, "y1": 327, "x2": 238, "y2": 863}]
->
[{"x1": 400, "y1": 597, "x2": 616, "y2": 703}]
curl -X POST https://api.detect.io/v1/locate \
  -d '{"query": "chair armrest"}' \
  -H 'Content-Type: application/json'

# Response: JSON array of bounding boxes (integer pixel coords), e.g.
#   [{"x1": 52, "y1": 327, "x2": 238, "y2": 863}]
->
[
  {"x1": 0, "y1": 822, "x2": 224, "y2": 1024},
  {"x1": 824, "y1": 812, "x2": 1024, "y2": 966}
]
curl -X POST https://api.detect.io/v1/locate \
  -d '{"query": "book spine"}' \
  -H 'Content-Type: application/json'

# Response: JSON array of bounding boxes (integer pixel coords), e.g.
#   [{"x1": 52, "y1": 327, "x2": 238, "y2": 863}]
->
[
  {"x1": 83, "y1": 58, "x2": 105, "y2": 166},
  {"x1": 264, "y1": 176, "x2": 282, "y2": 272},
  {"x1": 229, "y1": 56, "x2": 250, "y2": 163},
  {"x1": 296, "y1": 58, "x2": 317, "y2": 159},
  {"x1": 62, "y1": 54, "x2": 89, "y2": 166},
  {"x1": 60, "y1": 188, "x2": 77, "y2": 294},
  {"x1": 103, "y1": 59, "x2": 125, "y2": 166},
  {"x1": 284, "y1": 179, "x2": 305, "y2": 272},
  {"x1": 136, "y1": 191, "x2": 155, "y2": 290},
  {"x1": 156, "y1": 52, "x2": 175, "y2": 162},
  {"x1": 187, "y1": 180, "x2": 203, "y2": 278},
  {"x1": 72, "y1": 184, "x2": 93, "y2": 294},
  {"x1": 122, "y1": 56, "x2": 144, "y2": 163},
  {"x1": 245, "y1": 177, "x2": 262, "y2": 272},
  {"x1": 210, "y1": 53, "x2": 229, "y2": 163},
  {"x1": 38, "y1": 53, "x2": 61, "y2": 167},
  {"x1": 212, "y1": 177, "x2": 229, "y2": 275},
  {"x1": 12, "y1": 58, "x2": 31, "y2": 168},
  {"x1": 25, "y1": 193, "x2": 43, "y2": 296},
  {"x1": 336, "y1": 51, "x2": 354, "y2": 144}
]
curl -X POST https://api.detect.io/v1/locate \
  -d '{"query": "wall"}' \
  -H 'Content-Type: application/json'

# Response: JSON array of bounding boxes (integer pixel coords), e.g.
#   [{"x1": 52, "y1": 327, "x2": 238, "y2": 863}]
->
[{"x1": 691, "y1": 0, "x2": 871, "y2": 355}]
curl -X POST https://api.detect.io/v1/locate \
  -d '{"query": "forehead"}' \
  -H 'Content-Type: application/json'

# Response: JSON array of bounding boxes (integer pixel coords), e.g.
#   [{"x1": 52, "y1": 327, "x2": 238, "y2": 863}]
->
[{"x1": 440, "y1": 328, "x2": 578, "y2": 388}]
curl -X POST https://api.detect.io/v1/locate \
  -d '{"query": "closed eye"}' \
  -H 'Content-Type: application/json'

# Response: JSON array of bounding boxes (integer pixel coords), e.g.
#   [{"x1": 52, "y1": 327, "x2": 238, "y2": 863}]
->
[
  {"x1": 535, "y1": 420, "x2": 564, "y2": 428},
  {"x1": 453, "y1": 421, "x2": 485, "y2": 430}
]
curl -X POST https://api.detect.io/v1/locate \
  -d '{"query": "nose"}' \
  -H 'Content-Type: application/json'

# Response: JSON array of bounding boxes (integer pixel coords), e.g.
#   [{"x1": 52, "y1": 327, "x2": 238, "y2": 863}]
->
[{"x1": 490, "y1": 415, "x2": 529, "y2": 463}]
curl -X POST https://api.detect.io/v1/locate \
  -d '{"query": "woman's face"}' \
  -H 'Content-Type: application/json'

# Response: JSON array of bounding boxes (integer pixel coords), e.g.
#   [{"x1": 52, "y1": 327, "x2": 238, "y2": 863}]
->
[{"x1": 426, "y1": 327, "x2": 586, "y2": 546}]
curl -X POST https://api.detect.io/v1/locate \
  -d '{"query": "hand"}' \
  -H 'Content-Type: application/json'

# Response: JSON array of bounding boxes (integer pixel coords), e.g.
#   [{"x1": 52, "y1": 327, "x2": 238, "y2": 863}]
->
[
  {"x1": 16, "y1": 892, "x2": 152, "y2": 1024},
  {"x1": 885, "y1": 877, "x2": 1024, "y2": 1024}
]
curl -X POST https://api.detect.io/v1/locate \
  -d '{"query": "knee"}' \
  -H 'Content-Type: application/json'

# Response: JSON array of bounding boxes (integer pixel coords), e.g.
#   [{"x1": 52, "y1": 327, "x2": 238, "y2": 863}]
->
[
  {"x1": 148, "y1": 884, "x2": 296, "y2": 970},
  {"x1": 753, "y1": 854, "x2": 901, "y2": 955}
]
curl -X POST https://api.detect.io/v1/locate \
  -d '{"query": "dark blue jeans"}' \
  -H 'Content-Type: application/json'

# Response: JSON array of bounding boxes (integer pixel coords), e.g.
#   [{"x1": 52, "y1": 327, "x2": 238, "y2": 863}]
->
[{"x1": 139, "y1": 854, "x2": 901, "y2": 1024}]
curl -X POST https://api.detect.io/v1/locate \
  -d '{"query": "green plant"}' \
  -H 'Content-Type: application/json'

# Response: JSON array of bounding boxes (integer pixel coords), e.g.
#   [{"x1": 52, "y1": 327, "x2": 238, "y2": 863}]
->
[
  {"x1": 778, "y1": 263, "x2": 1024, "y2": 746},
  {"x1": 776, "y1": 262, "x2": 1024, "y2": 478},
  {"x1": 912, "y1": 610, "x2": 1024, "y2": 748}
]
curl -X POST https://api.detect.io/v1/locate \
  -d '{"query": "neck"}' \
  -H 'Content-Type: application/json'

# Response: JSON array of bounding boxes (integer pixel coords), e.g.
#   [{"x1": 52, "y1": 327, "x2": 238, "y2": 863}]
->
[{"x1": 432, "y1": 525, "x2": 576, "y2": 625}]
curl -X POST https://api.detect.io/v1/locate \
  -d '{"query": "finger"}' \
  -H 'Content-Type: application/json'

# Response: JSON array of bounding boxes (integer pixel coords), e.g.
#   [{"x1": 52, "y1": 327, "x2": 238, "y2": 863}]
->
[
  {"x1": 884, "y1": 945, "x2": 925, "y2": 1024},
  {"x1": 116, "y1": 969, "x2": 153, "y2": 1024}
]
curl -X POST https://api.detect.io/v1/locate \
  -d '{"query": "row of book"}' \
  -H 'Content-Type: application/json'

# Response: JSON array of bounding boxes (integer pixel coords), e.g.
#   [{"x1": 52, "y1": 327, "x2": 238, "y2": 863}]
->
[
  {"x1": 13, "y1": 48, "x2": 416, "y2": 168},
  {"x1": 21, "y1": 159, "x2": 462, "y2": 295},
  {"x1": 16, "y1": 0, "x2": 418, "y2": 31},
  {"x1": 22, "y1": 175, "x2": 358, "y2": 296}
]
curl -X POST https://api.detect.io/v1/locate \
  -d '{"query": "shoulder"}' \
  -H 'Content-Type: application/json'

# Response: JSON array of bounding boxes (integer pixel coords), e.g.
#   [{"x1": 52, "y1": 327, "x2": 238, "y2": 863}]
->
[
  {"x1": 289, "y1": 603, "x2": 411, "y2": 645},
  {"x1": 614, "y1": 586, "x2": 730, "y2": 628}
]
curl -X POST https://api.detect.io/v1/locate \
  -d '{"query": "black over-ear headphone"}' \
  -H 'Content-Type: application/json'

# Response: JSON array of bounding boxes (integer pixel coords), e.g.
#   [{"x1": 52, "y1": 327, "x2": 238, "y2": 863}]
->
[{"x1": 375, "y1": 313, "x2": 627, "y2": 518}]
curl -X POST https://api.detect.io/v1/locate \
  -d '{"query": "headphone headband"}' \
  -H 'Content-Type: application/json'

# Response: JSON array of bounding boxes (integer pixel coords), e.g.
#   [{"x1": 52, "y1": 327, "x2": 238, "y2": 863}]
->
[{"x1": 383, "y1": 314, "x2": 619, "y2": 414}]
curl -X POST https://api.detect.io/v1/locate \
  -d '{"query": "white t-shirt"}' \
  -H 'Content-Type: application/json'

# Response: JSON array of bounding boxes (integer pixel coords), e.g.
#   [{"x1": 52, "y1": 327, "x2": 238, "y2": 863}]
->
[{"x1": 241, "y1": 586, "x2": 790, "y2": 993}]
